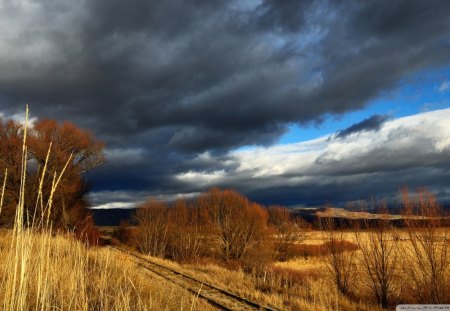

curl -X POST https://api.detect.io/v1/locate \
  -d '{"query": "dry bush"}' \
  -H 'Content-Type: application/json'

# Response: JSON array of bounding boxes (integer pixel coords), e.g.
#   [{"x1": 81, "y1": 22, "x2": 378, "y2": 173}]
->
[
  {"x1": 73, "y1": 213, "x2": 101, "y2": 246},
  {"x1": 354, "y1": 201, "x2": 399, "y2": 309},
  {"x1": 166, "y1": 199, "x2": 206, "y2": 262},
  {"x1": 133, "y1": 199, "x2": 169, "y2": 257},
  {"x1": 320, "y1": 216, "x2": 357, "y2": 296},
  {"x1": 112, "y1": 221, "x2": 138, "y2": 245},
  {"x1": 198, "y1": 188, "x2": 268, "y2": 261},
  {"x1": 240, "y1": 242, "x2": 275, "y2": 273},
  {"x1": 290, "y1": 243, "x2": 330, "y2": 257},
  {"x1": 0, "y1": 119, "x2": 23, "y2": 226},
  {"x1": 400, "y1": 188, "x2": 450, "y2": 304},
  {"x1": 268, "y1": 205, "x2": 307, "y2": 261},
  {"x1": 132, "y1": 189, "x2": 273, "y2": 265}
]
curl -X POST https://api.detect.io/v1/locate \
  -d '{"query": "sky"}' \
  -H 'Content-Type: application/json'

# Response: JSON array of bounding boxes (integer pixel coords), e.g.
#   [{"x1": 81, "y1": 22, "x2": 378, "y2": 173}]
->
[{"x1": 0, "y1": 0, "x2": 449, "y2": 208}]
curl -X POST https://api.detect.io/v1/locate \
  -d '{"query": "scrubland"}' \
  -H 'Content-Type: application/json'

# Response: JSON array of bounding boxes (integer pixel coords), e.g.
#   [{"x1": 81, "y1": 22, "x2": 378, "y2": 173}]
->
[
  {"x1": 1, "y1": 199, "x2": 448, "y2": 311},
  {"x1": 112, "y1": 187, "x2": 448, "y2": 310},
  {"x1": 0, "y1": 108, "x2": 448, "y2": 310}
]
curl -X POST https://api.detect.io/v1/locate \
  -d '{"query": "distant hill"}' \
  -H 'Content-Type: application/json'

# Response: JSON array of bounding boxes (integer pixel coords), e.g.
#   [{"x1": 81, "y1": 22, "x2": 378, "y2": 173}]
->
[
  {"x1": 89, "y1": 208, "x2": 136, "y2": 226},
  {"x1": 292, "y1": 206, "x2": 450, "y2": 228},
  {"x1": 90, "y1": 205, "x2": 450, "y2": 227}
]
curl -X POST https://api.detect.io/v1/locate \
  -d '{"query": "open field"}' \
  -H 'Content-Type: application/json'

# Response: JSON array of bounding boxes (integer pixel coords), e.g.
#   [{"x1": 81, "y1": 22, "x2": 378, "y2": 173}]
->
[
  {"x1": 0, "y1": 222, "x2": 448, "y2": 310},
  {"x1": 107, "y1": 233, "x2": 381, "y2": 311}
]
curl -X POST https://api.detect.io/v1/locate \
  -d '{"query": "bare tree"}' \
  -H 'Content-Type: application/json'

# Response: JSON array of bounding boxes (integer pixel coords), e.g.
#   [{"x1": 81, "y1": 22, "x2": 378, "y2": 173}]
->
[
  {"x1": 401, "y1": 188, "x2": 449, "y2": 303},
  {"x1": 320, "y1": 216, "x2": 356, "y2": 296},
  {"x1": 354, "y1": 201, "x2": 399, "y2": 309},
  {"x1": 268, "y1": 206, "x2": 306, "y2": 261},
  {"x1": 167, "y1": 199, "x2": 204, "y2": 262},
  {"x1": 133, "y1": 199, "x2": 169, "y2": 257},
  {"x1": 199, "y1": 189, "x2": 268, "y2": 261}
]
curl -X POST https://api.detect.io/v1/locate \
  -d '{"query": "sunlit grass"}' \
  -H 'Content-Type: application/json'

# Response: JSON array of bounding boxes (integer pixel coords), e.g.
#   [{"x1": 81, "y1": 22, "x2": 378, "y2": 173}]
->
[{"x1": 0, "y1": 106, "x2": 210, "y2": 310}]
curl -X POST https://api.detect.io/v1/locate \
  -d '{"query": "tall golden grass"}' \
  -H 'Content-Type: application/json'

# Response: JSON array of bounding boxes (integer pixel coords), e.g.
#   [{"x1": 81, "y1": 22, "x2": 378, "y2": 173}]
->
[{"x1": 0, "y1": 106, "x2": 211, "y2": 310}]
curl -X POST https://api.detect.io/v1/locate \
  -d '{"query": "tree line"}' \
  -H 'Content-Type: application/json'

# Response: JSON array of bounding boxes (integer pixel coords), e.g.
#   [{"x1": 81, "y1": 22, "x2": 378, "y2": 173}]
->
[
  {"x1": 117, "y1": 187, "x2": 449, "y2": 308},
  {"x1": 116, "y1": 188, "x2": 307, "y2": 264}
]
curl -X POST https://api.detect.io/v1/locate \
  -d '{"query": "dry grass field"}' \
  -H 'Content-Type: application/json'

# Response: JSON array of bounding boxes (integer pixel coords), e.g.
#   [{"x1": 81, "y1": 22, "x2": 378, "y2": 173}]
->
[
  {"x1": 144, "y1": 227, "x2": 447, "y2": 310},
  {"x1": 0, "y1": 219, "x2": 448, "y2": 310},
  {"x1": 0, "y1": 229, "x2": 213, "y2": 310}
]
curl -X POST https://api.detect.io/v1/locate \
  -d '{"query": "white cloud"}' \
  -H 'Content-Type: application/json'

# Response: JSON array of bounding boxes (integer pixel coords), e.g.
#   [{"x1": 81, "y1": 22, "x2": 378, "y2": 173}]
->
[
  {"x1": 88, "y1": 190, "x2": 201, "y2": 209},
  {"x1": 176, "y1": 108, "x2": 450, "y2": 197},
  {"x1": 176, "y1": 170, "x2": 227, "y2": 186},
  {"x1": 0, "y1": 109, "x2": 37, "y2": 127},
  {"x1": 90, "y1": 202, "x2": 137, "y2": 209}
]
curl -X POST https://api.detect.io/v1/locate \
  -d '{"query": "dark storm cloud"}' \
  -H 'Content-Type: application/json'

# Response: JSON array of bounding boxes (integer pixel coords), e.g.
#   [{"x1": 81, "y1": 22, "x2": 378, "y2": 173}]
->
[
  {"x1": 255, "y1": 0, "x2": 314, "y2": 33},
  {"x1": 335, "y1": 114, "x2": 389, "y2": 139},
  {"x1": 1, "y1": 0, "x2": 450, "y2": 206}
]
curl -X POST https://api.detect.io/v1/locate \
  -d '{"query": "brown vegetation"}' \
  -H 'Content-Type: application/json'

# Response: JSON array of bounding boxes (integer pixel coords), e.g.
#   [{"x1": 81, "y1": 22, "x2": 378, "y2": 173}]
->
[
  {"x1": 0, "y1": 231, "x2": 211, "y2": 310},
  {"x1": 400, "y1": 188, "x2": 450, "y2": 304},
  {"x1": 0, "y1": 108, "x2": 209, "y2": 310},
  {"x1": 166, "y1": 199, "x2": 205, "y2": 262},
  {"x1": 133, "y1": 199, "x2": 169, "y2": 257},
  {"x1": 125, "y1": 184, "x2": 450, "y2": 309},
  {"x1": 320, "y1": 216, "x2": 356, "y2": 296},
  {"x1": 198, "y1": 189, "x2": 268, "y2": 261},
  {"x1": 354, "y1": 202, "x2": 399, "y2": 308},
  {"x1": 129, "y1": 189, "x2": 272, "y2": 265},
  {"x1": 268, "y1": 205, "x2": 307, "y2": 261},
  {"x1": 0, "y1": 114, "x2": 104, "y2": 236}
]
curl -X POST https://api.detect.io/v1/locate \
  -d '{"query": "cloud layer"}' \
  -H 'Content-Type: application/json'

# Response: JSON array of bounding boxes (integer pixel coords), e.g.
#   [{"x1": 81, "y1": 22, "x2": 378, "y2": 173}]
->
[
  {"x1": 176, "y1": 109, "x2": 450, "y2": 205},
  {"x1": 0, "y1": 0, "x2": 450, "y2": 206}
]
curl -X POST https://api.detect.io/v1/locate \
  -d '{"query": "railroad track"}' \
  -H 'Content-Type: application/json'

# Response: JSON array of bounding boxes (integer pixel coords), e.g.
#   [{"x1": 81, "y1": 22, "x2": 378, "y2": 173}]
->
[{"x1": 109, "y1": 245, "x2": 277, "y2": 311}]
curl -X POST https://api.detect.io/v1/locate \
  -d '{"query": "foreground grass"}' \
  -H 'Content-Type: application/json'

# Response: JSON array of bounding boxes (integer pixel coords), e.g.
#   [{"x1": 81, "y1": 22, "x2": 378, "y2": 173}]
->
[
  {"x1": 149, "y1": 255, "x2": 380, "y2": 311},
  {"x1": 1, "y1": 227, "x2": 446, "y2": 310},
  {"x1": 138, "y1": 229, "x2": 448, "y2": 311},
  {"x1": 0, "y1": 229, "x2": 212, "y2": 310}
]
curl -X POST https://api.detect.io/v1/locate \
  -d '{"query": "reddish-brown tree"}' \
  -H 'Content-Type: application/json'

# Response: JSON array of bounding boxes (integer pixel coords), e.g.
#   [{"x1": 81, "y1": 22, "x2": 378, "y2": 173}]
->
[
  {"x1": 133, "y1": 199, "x2": 169, "y2": 257},
  {"x1": 167, "y1": 199, "x2": 205, "y2": 262},
  {"x1": 198, "y1": 189, "x2": 268, "y2": 261},
  {"x1": 0, "y1": 119, "x2": 24, "y2": 225},
  {"x1": 0, "y1": 117, "x2": 105, "y2": 230},
  {"x1": 28, "y1": 119, "x2": 105, "y2": 228}
]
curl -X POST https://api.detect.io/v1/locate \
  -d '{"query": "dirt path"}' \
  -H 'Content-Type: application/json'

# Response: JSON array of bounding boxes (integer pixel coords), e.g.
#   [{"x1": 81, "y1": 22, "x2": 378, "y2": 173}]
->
[{"x1": 109, "y1": 246, "x2": 276, "y2": 311}]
